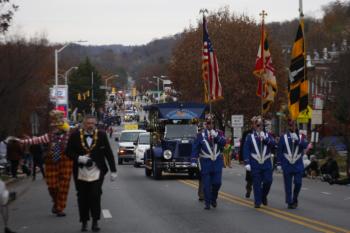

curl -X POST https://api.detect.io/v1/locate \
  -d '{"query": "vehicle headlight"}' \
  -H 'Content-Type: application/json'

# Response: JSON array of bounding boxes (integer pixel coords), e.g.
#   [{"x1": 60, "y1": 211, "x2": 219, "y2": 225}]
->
[
  {"x1": 163, "y1": 150, "x2": 172, "y2": 160},
  {"x1": 119, "y1": 147, "x2": 126, "y2": 154}
]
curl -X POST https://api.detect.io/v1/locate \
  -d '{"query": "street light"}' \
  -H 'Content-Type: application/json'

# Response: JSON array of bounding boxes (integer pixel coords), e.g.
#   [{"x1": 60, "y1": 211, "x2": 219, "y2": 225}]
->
[
  {"x1": 105, "y1": 74, "x2": 119, "y2": 90},
  {"x1": 64, "y1": 66, "x2": 78, "y2": 85},
  {"x1": 54, "y1": 40, "x2": 87, "y2": 87},
  {"x1": 152, "y1": 75, "x2": 167, "y2": 103}
]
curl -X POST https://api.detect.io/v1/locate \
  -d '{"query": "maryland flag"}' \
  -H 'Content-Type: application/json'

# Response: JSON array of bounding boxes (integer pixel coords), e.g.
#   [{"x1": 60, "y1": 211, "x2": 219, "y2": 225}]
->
[
  {"x1": 253, "y1": 30, "x2": 277, "y2": 114},
  {"x1": 288, "y1": 19, "x2": 308, "y2": 120},
  {"x1": 202, "y1": 16, "x2": 222, "y2": 103}
]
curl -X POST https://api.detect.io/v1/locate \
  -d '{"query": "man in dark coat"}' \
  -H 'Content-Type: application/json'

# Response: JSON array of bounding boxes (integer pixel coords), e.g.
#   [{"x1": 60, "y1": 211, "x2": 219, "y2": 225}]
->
[{"x1": 66, "y1": 115, "x2": 117, "y2": 232}]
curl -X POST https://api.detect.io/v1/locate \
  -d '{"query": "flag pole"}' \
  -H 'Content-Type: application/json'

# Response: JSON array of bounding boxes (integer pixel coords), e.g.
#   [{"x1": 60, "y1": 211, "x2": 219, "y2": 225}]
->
[
  {"x1": 200, "y1": 8, "x2": 212, "y2": 116},
  {"x1": 260, "y1": 10, "x2": 267, "y2": 128}
]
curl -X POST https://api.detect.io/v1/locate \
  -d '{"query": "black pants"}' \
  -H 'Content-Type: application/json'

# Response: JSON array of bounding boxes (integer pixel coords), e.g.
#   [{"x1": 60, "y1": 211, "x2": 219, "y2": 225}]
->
[
  {"x1": 32, "y1": 160, "x2": 45, "y2": 179},
  {"x1": 10, "y1": 160, "x2": 19, "y2": 178},
  {"x1": 75, "y1": 178, "x2": 104, "y2": 222}
]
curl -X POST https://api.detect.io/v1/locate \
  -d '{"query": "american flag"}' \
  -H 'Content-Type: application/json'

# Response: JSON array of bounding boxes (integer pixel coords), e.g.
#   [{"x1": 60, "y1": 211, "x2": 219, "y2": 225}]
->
[{"x1": 202, "y1": 16, "x2": 222, "y2": 103}]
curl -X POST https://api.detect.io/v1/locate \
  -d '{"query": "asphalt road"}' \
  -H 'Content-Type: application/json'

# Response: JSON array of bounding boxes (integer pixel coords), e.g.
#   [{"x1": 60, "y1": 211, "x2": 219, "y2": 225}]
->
[{"x1": 5, "y1": 123, "x2": 350, "y2": 233}]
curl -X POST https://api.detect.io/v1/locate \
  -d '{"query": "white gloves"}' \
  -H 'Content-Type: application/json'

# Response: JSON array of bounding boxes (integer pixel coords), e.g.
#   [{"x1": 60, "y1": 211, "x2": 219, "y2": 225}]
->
[
  {"x1": 245, "y1": 164, "x2": 251, "y2": 171},
  {"x1": 191, "y1": 162, "x2": 198, "y2": 168},
  {"x1": 276, "y1": 165, "x2": 282, "y2": 173},
  {"x1": 110, "y1": 172, "x2": 118, "y2": 181},
  {"x1": 210, "y1": 129, "x2": 218, "y2": 138},
  {"x1": 291, "y1": 133, "x2": 299, "y2": 141},
  {"x1": 78, "y1": 155, "x2": 90, "y2": 164},
  {"x1": 259, "y1": 131, "x2": 267, "y2": 140}
]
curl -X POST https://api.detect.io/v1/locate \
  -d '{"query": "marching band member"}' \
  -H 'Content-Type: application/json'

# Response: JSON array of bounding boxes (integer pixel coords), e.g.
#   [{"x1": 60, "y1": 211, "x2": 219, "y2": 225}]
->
[
  {"x1": 243, "y1": 116, "x2": 276, "y2": 208},
  {"x1": 191, "y1": 118, "x2": 226, "y2": 210},
  {"x1": 277, "y1": 119, "x2": 308, "y2": 209}
]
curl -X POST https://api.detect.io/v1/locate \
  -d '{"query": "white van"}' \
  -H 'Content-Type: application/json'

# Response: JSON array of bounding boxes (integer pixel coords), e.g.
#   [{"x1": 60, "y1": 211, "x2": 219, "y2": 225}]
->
[{"x1": 117, "y1": 129, "x2": 146, "y2": 165}]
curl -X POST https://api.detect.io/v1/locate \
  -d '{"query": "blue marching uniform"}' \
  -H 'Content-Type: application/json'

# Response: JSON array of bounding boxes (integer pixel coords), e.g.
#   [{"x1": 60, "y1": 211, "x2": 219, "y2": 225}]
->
[
  {"x1": 191, "y1": 129, "x2": 226, "y2": 208},
  {"x1": 277, "y1": 132, "x2": 308, "y2": 206},
  {"x1": 243, "y1": 131, "x2": 275, "y2": 206}
]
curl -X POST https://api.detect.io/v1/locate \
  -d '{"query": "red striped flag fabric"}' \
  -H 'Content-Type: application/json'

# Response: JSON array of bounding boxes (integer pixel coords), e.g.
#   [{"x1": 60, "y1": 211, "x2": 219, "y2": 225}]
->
[{"x1": 202, "y1": 16, "x2": 223, "y2": 103}]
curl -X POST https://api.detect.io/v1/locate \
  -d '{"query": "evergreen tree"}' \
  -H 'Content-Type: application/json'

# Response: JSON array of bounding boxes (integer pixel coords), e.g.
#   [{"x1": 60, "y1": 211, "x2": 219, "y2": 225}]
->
[{"x1": 69, "y1": 58, "x2": 105, "y2": 115}]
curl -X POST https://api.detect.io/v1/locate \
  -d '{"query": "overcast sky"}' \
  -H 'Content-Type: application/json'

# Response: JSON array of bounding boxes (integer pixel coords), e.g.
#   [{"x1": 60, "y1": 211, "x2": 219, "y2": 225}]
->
[{"x1": 9, "y1": 0, "x2": 335, "y2": 45}]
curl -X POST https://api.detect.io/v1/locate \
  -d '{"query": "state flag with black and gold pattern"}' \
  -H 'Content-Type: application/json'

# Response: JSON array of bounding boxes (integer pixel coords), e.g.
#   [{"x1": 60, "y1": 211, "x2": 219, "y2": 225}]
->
[{"x1": 288, "y1": 19, "x2": 308, "y2": 120}]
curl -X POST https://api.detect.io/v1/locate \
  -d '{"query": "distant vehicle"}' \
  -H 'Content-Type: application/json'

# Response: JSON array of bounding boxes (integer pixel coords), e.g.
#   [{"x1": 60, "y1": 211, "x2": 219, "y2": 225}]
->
[
  {"x1": 134, "y1": 132, "x2": 150, "y2": 167},
  {"x1": 143, "y1": 102, "x2": 208, "y2": 179},
  {"x1": 117, "y1": 129, "x2": 147, "y2": 165},
  {"x1": 124, "y1": 110, "x2": 136, "y2": 122},
  {"x1": 109, "y1": 93, "x2": 116, "y2": 102}
]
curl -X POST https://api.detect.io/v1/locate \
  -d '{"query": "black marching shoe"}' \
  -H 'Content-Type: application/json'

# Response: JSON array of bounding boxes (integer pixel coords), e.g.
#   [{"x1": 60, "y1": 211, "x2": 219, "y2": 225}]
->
[
  {"x1": 56, "y1": 211, "x2": 66, "y2": 217},
  {"x1": 211, "y1": 201, "x2": 217, "y2": 208},
  {"x1": 198, "y1": 197, "x2": 204, "y2": 202},
  {"x1": 288, "y1": 204, "x2": 296, "y2": 209},
  {"x1": 204, "y1": 204, "x2": 211, "y2": 210},
  {"x1": 254, "y1": 204, "x2": 261, "y2": 208},
  {"x1": 245, "y1": 191, "x2": 251, "y2": 198},
  {"x1": 81, "y1": 222, "x2": 88, "y2": 232},
  {"x1": 92, "y1": 220, "x2": 100, "y2": 232},
  {"x1": 262, "y1": 198, "x2": 268, "y2": 206}
]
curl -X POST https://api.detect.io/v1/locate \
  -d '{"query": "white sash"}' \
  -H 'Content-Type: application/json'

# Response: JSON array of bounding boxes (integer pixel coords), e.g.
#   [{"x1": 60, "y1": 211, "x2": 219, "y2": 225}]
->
[
  {"x1": 199, "y1": 132, "x2": 220, "y2": 161},
  {"x1": 251, "y1": 134, "x2": 270, "y2": 164},
  {"x1": 283, "y1": 134, "x2": 301, "y2": 164}
]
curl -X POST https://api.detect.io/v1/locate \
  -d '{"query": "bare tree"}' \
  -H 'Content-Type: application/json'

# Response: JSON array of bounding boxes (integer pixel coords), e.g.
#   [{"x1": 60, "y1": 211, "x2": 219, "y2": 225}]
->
[
  {"x1": 0, "y1": 0, "x2": 18, "y2": 33},
  {"x1": 0, "y1": 36, "x2": 53, "y2": 136},
  {"x1": 169, "y1": 8, "x2": 287, "y2": 125}
]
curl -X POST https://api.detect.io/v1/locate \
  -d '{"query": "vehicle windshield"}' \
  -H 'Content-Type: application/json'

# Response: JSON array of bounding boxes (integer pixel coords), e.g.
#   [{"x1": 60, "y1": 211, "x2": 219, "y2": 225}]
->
[
  {"x1": 120, "y1": 132, "x2": 141, "y2": 142},
  {"x1": 164, "y1": 124, "x2": 198, "y2": 139},
  {"x1": 138, "y1": 134, "x2": 150, "y2": 144}
]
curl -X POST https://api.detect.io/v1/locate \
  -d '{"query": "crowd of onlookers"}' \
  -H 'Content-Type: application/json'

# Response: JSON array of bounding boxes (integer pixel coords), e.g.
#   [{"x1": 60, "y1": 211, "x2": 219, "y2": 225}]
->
[{"x1": 0, "y1": 134, "x2": 45, "y2": 181}]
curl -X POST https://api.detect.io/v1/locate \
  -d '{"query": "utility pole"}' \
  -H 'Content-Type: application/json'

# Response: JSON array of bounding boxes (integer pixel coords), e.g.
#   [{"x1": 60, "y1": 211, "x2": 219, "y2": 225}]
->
[{"x1": 91, "y1": 72, "x2": 94, "y2": 115}]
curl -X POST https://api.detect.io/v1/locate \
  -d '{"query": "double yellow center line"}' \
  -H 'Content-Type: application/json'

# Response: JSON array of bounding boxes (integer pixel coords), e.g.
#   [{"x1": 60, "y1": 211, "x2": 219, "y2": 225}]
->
[{"x1": 178, "y1": 179, "x2": 350, "y2": 233}]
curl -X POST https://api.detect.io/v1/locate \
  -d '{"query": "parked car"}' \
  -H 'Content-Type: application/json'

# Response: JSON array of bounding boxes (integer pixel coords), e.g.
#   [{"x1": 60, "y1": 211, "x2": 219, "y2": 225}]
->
[
  {"x1": 117, "y1": 129, "x2": 146, "y2": 165},
  {"x1": 134, "y1": 132, "x2": 150, "y2": 167}
]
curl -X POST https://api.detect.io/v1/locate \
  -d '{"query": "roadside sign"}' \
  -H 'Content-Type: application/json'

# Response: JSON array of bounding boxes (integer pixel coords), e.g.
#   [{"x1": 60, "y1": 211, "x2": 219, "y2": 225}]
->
[
  {"x1": 51, "y1": 85, "x2": 68, "y2": 105},
  {"x1": 311, "y1": 110, "x2": 322, "y2": 125},
  {"x1": 231, "y1": 115, "x2": 244, "y2": 128},
  {"x1": 233, "y1": 127, "x2": 242, "y2": 138},
  {"x1": 297, "y1": 106, "x2": 312, "y2": 124}
]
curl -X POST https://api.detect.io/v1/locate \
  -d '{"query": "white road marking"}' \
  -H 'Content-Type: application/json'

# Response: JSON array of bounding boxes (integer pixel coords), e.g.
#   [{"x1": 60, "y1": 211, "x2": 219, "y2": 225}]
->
[
  {"x1": 301, "y1": 187, "x2": 309, "y2": 190},
  {"x1": 344, "y1": 197, "x2": 350, "y2": 201},
  {"x1": 321, "y1": 192, "x2": 331, "y2": 195},
  {"x1": 236, "y1": 174, "x2": 242, "y2": 176},
  {"x1": 102, "y1": 209, "x2": 112, "y2": 219}
]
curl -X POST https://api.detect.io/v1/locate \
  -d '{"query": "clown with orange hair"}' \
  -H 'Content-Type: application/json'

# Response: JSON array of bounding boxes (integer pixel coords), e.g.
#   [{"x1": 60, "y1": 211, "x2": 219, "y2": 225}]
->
[{"x1": 20, "y1": 110, "x2": 73, "y2": 217}]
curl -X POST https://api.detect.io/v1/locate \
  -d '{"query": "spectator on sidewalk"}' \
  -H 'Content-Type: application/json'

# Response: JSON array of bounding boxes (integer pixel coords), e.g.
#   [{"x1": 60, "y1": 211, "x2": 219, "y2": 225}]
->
[
  {"x1": 6, "y1": 139, "x2": 23, "y2": 179},
  {"x1": 305, "y1": 155, "x2": 319, "y2": 178},
  {"x1": 0, "y1": 135, "x2": 7, "y2": 167},
  {"x1": 320, "y1": 147, "x2": 340, "y2": 182},
  {"x1": 223, "y1": 137, "x2": 233, "y2": 168},
  {"x1": 29, "y1": 144, "x2": 45, "y2": 181}
]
